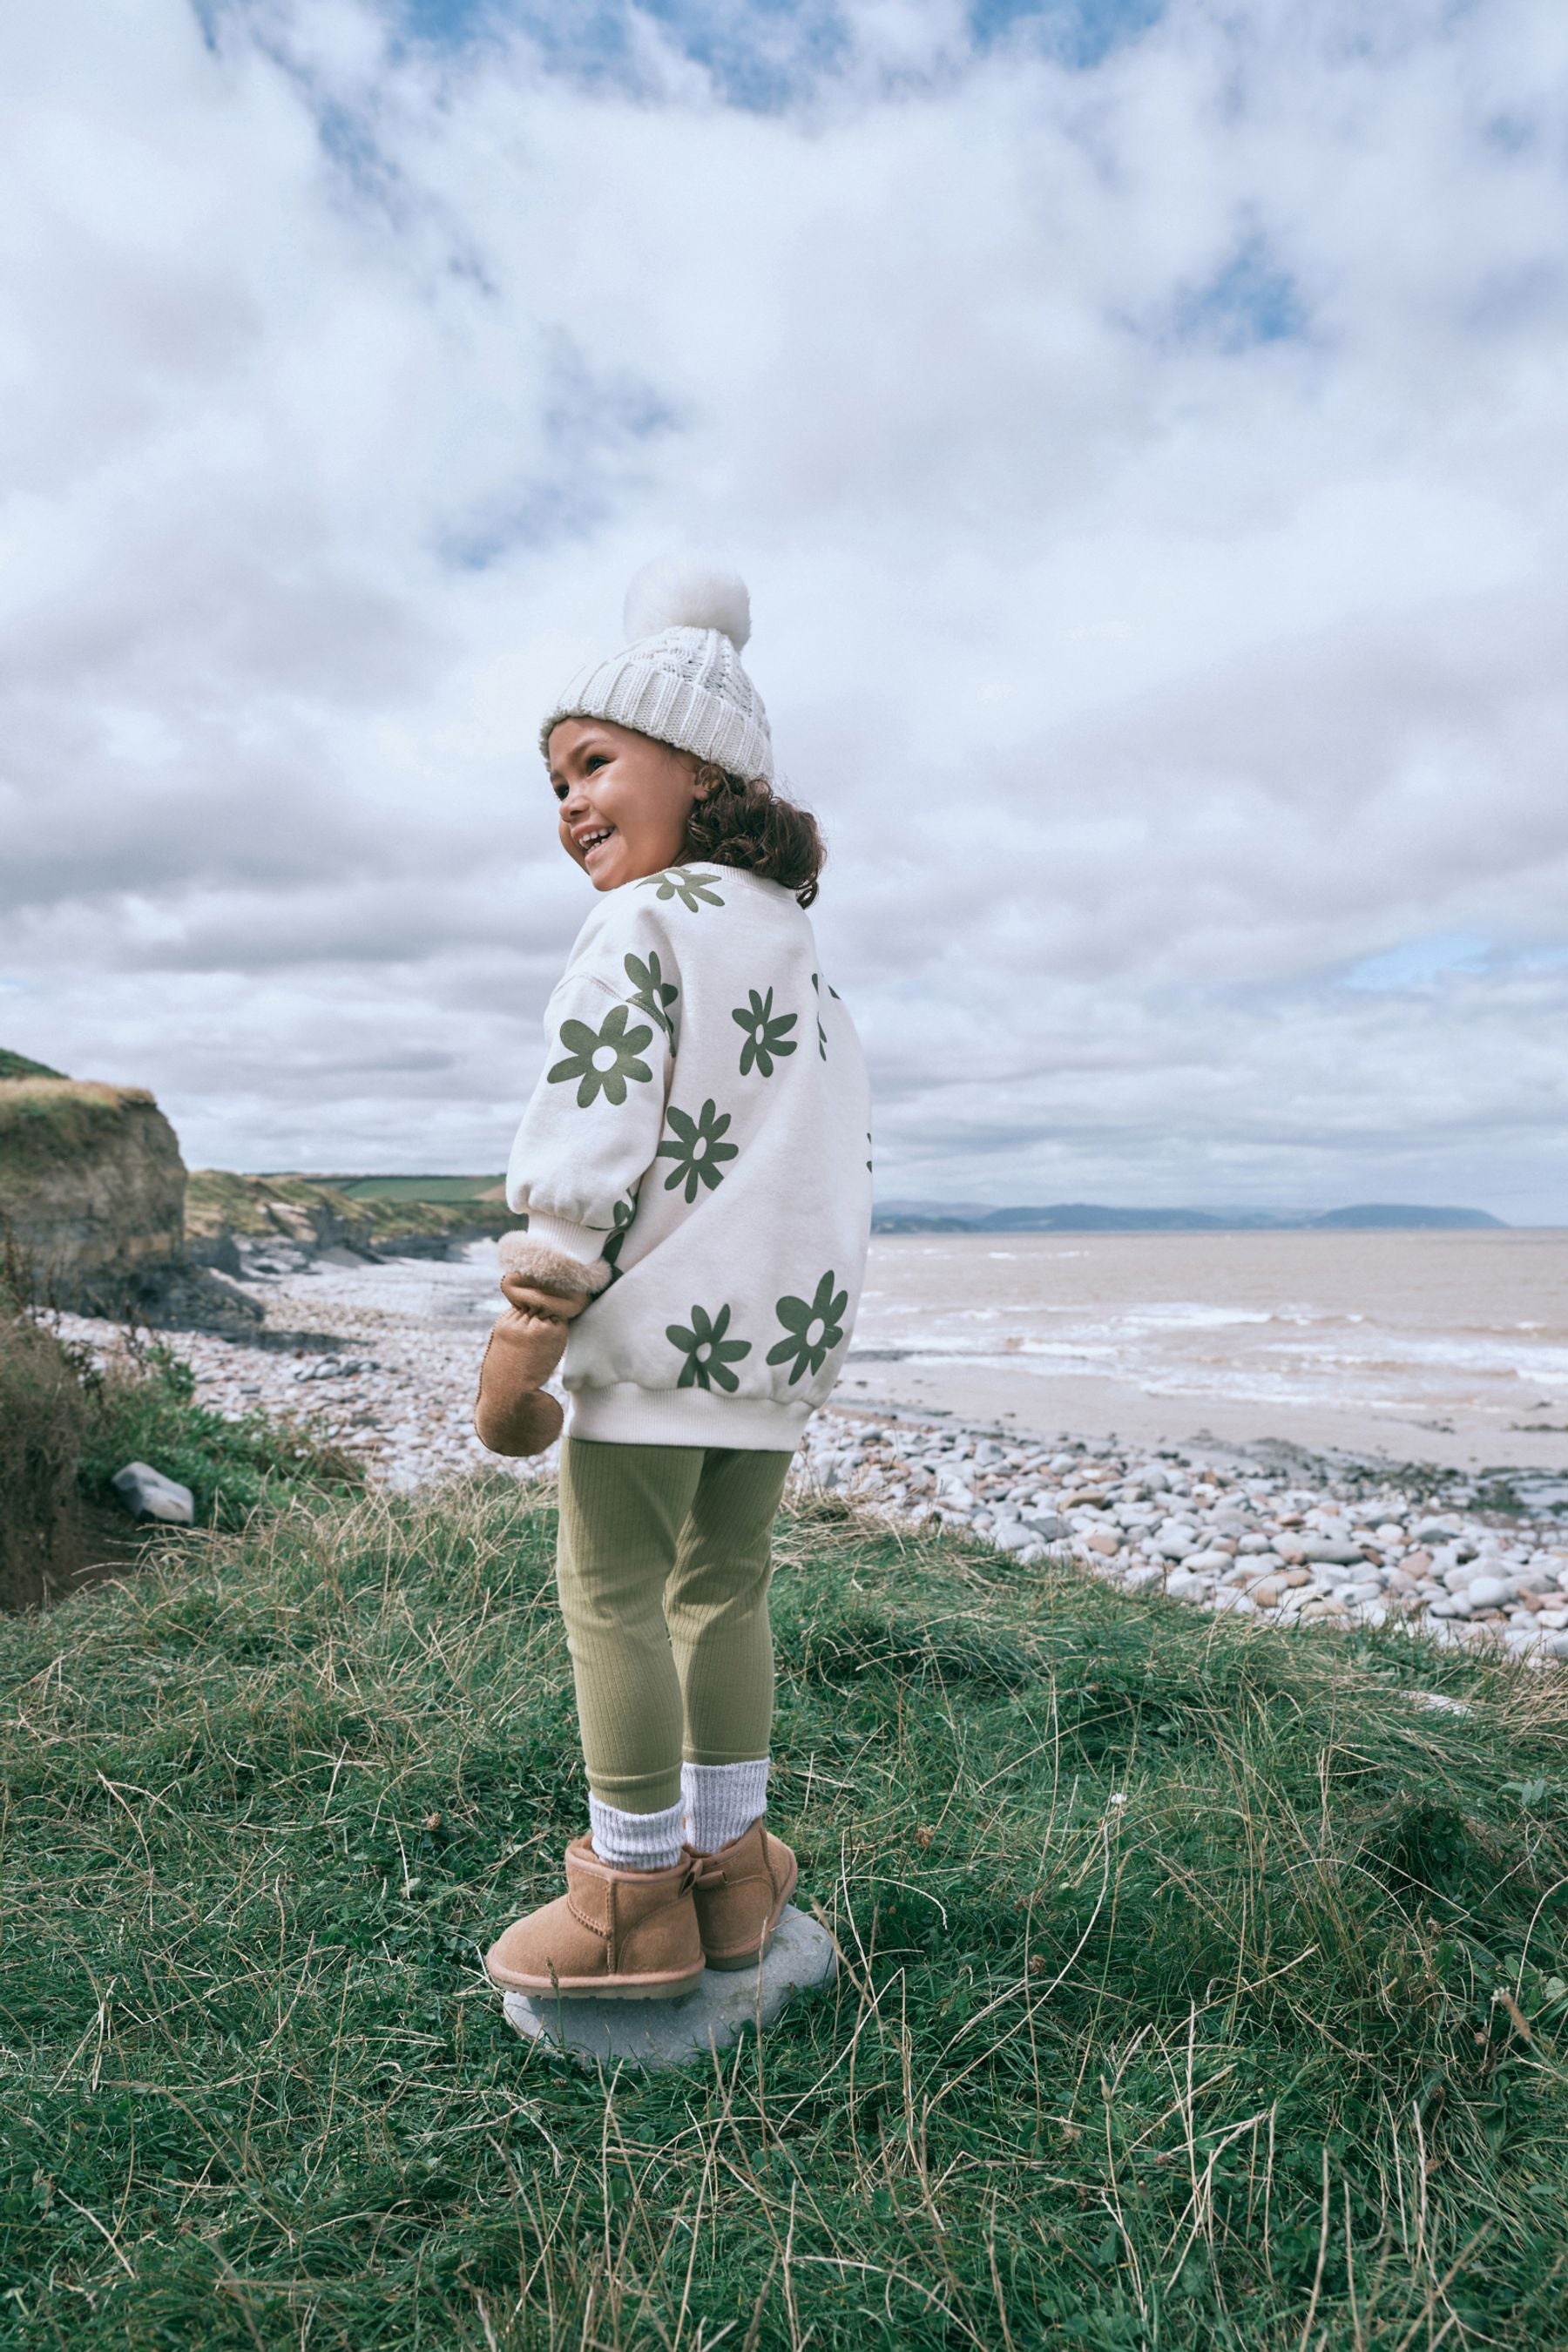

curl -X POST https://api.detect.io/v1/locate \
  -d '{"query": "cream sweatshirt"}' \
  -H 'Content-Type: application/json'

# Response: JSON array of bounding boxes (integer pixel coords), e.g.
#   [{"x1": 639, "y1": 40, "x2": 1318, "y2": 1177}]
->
[{"x1": 504, "y1": 863, "x2": 873, "y2": 1448}]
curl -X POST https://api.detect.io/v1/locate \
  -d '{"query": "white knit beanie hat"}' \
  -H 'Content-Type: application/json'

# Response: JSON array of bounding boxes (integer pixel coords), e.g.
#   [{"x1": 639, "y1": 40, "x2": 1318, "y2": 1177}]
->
[{"x1": 540, "y1": 558, "x2": 774, "y2": 784}]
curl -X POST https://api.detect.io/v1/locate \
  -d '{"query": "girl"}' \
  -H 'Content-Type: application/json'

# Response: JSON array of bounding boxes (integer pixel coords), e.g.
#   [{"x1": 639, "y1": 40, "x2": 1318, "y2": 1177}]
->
[{"x1": 476, "y1": 560, "x2": 872, "y2": 2001}]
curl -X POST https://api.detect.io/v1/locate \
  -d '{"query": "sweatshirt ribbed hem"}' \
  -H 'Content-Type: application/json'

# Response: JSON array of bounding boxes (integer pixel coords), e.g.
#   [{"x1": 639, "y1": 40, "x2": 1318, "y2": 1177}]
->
[
  {"x1": 565, "y1": 1382, "x2": 808, "y2": 1450},
  {"x1": 520, "y1": 1209, "x2": 605, "y2": 1264}
]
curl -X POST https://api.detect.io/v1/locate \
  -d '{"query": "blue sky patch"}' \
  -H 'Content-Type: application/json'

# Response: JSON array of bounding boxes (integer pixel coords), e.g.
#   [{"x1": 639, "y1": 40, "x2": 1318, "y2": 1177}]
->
[
  {"x1": 970, "y1": 0, "x2": 1166, "y2": 69},
  {"x1": 373, "y1": 0, "x2": 1165, "y2": 101},
  {"x1": 1174, "y1": 234, "x2": 1308, "y2": 349},
  {"x1": 1344, "y1": 935, "x2": 1491, "y2": 991}
]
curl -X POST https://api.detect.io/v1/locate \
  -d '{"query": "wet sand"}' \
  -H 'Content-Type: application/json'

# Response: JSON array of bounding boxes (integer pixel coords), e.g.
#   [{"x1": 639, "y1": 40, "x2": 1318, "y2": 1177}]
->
[{"x1": 841, "y1": 1229, "x2": 1568, "y2": 1473}]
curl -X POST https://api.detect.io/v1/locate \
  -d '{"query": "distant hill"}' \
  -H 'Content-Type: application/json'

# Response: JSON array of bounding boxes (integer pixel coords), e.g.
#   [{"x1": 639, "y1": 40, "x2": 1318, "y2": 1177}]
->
[
  {"x1": 0, "y1": 1047, "x2": 65, "y2": 1080},
  {"x1": 871, "y1": 1200, "x2": 1508, "y2": 1233},
  {"x1": 1310, "y1": 1204, "x2": 1507, "y2": 1231}
]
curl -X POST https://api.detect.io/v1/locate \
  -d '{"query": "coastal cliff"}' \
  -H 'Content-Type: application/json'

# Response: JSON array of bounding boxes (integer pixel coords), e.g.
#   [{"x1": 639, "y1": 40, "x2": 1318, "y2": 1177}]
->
[{"x1": 0, "y1": 1078, "x2": 187, "y2": 1312}]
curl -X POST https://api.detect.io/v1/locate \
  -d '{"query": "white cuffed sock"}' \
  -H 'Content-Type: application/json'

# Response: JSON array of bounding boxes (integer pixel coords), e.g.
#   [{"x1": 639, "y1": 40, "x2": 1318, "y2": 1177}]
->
[
  {"x1": 682, "y1": 1758, "x2": 770, "y2": 1855},
  {"x1": 588, "y1": 1794, "x2": 685, "y2": 1872}
]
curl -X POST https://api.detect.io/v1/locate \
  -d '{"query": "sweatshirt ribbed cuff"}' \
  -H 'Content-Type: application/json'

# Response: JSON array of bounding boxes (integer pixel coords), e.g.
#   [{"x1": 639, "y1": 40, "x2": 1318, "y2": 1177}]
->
[{"x1": 523, "y1": 1210, "x2": 608, "y2": 1266}]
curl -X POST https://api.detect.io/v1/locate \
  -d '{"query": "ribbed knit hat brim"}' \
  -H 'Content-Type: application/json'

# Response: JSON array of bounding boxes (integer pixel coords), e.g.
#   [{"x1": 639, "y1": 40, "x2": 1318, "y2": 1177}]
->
[{"x1": 539, "y1": 561, "x2": 774, "y2": 783}]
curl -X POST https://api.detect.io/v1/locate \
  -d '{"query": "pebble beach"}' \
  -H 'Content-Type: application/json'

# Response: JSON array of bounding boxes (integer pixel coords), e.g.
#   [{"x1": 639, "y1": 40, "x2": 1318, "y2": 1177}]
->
[{"x1": 57, "y1": 1236, "x2": 1568, "y2": 1661}]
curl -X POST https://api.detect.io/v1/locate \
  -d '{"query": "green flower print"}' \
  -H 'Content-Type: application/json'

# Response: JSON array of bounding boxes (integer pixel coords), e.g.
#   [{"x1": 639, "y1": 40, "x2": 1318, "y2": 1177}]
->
[
  {"x1": 732, "y1": 985, "x2": 797, "y2": 1077},
  {"x1": 601, "y1": 1195, "x2": 636, "y2": 1282},
  {"x1": 639, "y1": 868, "x2": 726, "y2": 912},
  {"x1": 547, "y1": 1004, "x2": 654, "y2": 1108},
  {"x1": 625, "y1": 949, "x2": 679, "y2": 1038},
  {"x1": 809, "y1": 972, "x2": 828, "y2": 1060},
  {"x1": 766, "y1": 1269, "x2": 849, "y2": 1386},
  {"x1": 666, "y1": 1302, "x2": 752, "y2": 1392},
  {"x1": 656, "y1": 1098, "x2": 739, "y2": 1203}
]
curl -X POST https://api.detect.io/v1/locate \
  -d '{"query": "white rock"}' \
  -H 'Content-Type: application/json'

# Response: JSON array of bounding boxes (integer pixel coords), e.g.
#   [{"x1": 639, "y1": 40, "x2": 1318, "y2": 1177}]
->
[
  {"x1": 111, "y1": 1462, "x2": 195, "y2": 1524},
  {"x1": 500, "y1": 1905, "x2": 836, "y2": 2069},
  {"x1": 1463, "y1": 1575, "x2": 1511, "y2": 1611}
]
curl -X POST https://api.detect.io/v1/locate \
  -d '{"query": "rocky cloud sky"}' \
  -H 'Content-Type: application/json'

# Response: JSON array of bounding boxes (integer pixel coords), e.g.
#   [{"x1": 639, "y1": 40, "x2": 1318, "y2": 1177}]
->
[{"x1": 3, "y1": 0, "x2": 1566, "y2": 1218}]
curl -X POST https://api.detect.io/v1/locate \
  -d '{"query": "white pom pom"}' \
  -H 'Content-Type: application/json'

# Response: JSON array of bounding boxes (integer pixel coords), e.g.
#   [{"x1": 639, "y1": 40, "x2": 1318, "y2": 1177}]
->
[{"x1": 623, "y1": 557, "x2": 752, "y2": 651}]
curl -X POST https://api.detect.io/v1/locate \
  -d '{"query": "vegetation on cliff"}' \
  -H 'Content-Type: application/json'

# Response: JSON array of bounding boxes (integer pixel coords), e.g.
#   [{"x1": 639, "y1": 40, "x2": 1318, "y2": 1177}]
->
[
  {"x1": 0, "y1": 1283, "x2": 87, "y2": 1610},
  {"x1": 0, "y1": 1078, "x2": 167, "y2": 1184},
  {"x1": 3, "y1": 1472, "x2": 1568, "y2": 2347},
  {"x1": 0, "y1": 1046, "x2": 65, "y2": 1080}
]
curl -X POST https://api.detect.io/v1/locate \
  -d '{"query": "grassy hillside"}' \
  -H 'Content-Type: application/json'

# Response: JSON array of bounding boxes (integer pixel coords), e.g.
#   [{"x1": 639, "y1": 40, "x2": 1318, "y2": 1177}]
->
[
  {"x1": 4, "y1": 1478, "x2": 1568, "y2": 2348},
  {"x1": 185, "y1": 1169, "x2": 517, "y2": 1257},
  {"x1": 328, "y1": 1173, "x2": 508, "y2": 1206},
  {"x1": 0, "y1": 1047, "x2": 65, "y2": 1080}
]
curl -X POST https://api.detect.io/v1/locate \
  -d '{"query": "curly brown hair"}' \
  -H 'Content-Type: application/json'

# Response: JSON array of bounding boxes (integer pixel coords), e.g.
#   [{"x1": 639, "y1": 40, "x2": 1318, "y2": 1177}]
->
[{"x1": 680, "y1": 764, "x2": 825, "y2": 907}]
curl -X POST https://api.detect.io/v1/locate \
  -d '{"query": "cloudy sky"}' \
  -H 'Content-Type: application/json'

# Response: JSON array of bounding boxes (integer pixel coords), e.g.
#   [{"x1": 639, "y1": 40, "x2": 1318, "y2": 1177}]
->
[{"x1": 3, "y1": 0, "x2": 1566, "y2": 1218}]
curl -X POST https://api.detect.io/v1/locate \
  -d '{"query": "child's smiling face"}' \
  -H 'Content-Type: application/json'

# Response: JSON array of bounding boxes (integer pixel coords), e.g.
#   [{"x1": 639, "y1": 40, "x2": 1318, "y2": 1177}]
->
[{"x1": 548, "y1": 718, "x2": 704, "y2": 892}]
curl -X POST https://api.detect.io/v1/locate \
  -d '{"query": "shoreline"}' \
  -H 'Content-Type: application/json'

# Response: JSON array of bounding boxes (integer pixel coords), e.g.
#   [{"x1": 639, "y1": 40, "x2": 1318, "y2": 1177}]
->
[
  {"x1": 46, "y1": 1240, "x2": 1568, "y2": 1659},
  {"x1": 836, "y1": 1355, "x2": 1568, "y2": 1478}
]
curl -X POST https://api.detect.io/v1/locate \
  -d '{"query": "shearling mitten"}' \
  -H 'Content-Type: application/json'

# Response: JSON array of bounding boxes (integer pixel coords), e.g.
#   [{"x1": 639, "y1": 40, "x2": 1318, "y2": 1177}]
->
[{"x1": 472, "y1": 1232, "x2": 613, "y2": 1458}]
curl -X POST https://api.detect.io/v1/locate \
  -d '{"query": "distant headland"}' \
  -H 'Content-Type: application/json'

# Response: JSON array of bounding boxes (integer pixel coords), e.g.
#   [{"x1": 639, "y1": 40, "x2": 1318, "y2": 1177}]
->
[{"x1": 870, "y1": 1201, "x2": 1508, "y2": 1234}]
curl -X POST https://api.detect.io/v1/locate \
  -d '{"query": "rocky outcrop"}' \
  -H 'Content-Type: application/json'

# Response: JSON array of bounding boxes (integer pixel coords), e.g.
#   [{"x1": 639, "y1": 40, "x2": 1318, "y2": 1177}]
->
[
  {"x1": 0, "y1": 1079, "x2": 187, "y2": 1313},
  {"x1": 185, "y1": 1170, "x2": 519, "y2": 1273}
]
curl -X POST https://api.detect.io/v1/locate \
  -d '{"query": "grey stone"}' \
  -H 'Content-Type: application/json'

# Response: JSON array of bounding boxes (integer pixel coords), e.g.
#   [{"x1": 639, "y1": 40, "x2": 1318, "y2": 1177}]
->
[
  {"x1": 1463, "y1": 1574, "x2": 1511, "y2": 1611},
  {"x1": 111, "y1": 1461, "x2": 195, "y2": 1524},
  {"x1": 499, "y1": 1905, "x2": 837, "y2": 2071}
]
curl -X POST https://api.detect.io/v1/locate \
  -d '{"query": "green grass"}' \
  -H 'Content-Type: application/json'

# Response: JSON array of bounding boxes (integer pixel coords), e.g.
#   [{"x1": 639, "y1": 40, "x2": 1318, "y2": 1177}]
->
[
  {"x1": 4, "y1": 1484, "x2": 1568, "y2": 2349},
  {"x1": 326, "y1": 1175, "x2": 508, "y2": 1206},
  {"x1": 0, "y1": 1049, "x2": 66, "y2": 1081},
  {"x1": 72, "y1": 1337, "x2": 366, "y2": 1528}
]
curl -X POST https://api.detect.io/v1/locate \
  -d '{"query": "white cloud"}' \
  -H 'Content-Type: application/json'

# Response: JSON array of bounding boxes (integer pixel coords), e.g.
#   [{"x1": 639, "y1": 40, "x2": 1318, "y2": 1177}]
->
[{"x1": 2, "y1": 0, "x2": 1566, "y2": 1215}]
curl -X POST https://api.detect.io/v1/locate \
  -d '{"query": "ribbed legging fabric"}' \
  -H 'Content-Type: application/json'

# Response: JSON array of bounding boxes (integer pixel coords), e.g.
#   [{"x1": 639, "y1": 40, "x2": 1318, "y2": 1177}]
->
[{"x1": 555, "y1": 1436, "x2": 793, "y2": 1813}]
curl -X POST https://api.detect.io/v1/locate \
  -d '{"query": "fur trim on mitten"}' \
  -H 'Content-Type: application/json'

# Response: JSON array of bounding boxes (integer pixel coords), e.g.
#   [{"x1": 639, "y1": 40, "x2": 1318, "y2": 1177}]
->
[{"x1": 497, "y1": 1230, "x2": 613, "y2": 1301}]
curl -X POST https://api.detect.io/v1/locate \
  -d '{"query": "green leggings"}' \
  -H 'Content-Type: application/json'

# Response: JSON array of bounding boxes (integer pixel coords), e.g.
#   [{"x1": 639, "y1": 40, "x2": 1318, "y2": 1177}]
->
[{"x1": 555, "y1": 1436, "x2": 794, "y2": 1814}]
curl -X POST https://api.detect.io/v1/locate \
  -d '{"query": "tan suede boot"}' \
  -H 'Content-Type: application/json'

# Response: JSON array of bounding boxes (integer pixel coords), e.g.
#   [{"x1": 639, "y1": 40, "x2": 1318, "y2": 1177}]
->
[
  {"x1": 484, "y1": 1837, "x2": 706, "y2": 2001},
  {"x1": 686, "y1": 1821, "x2": 799, "y2": 1970}
]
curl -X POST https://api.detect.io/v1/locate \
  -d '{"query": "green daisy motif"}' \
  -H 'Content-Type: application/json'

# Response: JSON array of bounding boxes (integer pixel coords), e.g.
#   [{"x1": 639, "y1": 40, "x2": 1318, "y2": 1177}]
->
[
  {"x1": 732, "y1": 985, "x2": 797, "y2": 1077},
  {"x1": 810, "y1": 972, "x2": 828, "y2": 1060},
  {"x1": 639, "y1": 868, "x2": 726, "y2": 912},
  {"x1": 766, "y1": 1269, "x2": 849, "y2": 1385},
  {"x1": 601, "y1": 1195, "x2": 636, "y2": 1282},
  {"x1": 624, "y1": 949, "x2": 679, "y2": 1037},
  {"x1": 547, "y1": 1004, "x2": 654, "y2": 1108},
  {"x1": 656, "y1": 1098, "x2": 739, "y2": 1202},
  {"x1": 666, "y1": 1302, "x2": 752, "y2": 1392}
]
